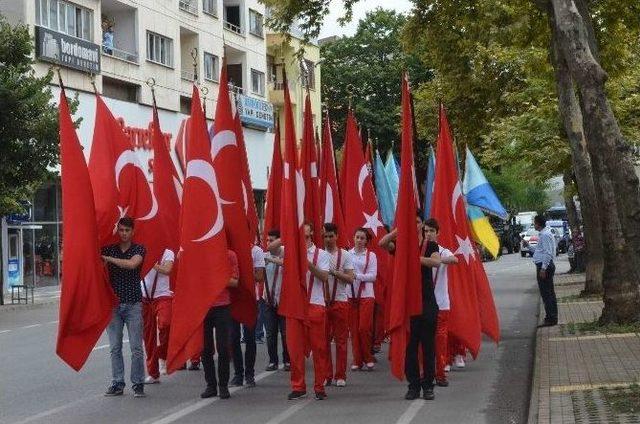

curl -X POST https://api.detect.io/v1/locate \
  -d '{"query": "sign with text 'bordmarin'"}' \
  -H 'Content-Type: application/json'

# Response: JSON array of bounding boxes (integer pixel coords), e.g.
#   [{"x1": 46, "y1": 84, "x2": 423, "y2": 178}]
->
[
  {"x1": 35, "y1": 26, "x2": 100, "y2": 73},
  {"x1": 238, "y1": 94, "x2": 274, "y2": 130}
]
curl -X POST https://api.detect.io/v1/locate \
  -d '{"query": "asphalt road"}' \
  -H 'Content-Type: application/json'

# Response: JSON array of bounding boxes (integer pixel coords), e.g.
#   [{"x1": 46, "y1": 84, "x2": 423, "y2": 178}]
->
[{"x1": 0, "y1": 253, "x2": 563, "y2": 424}]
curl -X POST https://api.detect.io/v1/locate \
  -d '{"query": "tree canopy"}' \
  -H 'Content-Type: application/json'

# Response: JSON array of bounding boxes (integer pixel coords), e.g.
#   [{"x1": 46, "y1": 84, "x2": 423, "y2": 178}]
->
[{"x1": 0, "y1": 17, "x2": 59, "y2": 216}]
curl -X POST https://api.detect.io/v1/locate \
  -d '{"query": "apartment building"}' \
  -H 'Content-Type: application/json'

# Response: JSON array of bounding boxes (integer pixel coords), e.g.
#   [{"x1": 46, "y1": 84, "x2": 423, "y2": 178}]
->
[{"x1": 0, "y1": 0, "x2": 276, "y2": 292}]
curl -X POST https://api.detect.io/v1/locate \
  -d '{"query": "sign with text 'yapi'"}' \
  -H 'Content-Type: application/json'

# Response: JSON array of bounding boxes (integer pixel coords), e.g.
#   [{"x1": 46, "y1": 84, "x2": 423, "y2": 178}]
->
[{"x1": 35, "y1": 26, "x2": 100, "y2": 73}]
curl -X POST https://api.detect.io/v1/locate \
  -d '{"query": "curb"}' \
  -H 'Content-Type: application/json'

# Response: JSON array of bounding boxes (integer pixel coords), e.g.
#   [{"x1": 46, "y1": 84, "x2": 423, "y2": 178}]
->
[
  {"x1": 0, "y1": 298, "x2": 59, "y2": 314},
  {"x1": 526, "y1": 297, "x2": 543, "y2": 424}
]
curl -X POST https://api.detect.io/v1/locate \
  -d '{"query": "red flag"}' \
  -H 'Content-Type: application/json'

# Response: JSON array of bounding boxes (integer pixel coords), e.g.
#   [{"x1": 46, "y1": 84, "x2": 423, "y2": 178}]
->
[
  {"x1": 278, "y1": 75, "x2": 308, "y2": 321},
  {"x1": 320, "y1": 113, "x2": 347, "y2": 247},
  {"x1": 174, "y1": 118, "x2": 189, "y2": 174},
  {"x1": 299, "y1": 93, "x2": 323, "y2": 245},
  {"x1": 234, "y1": 112, "x2": 259, "y2": 238},
  {"x1": 210, "y1": 63, "x2": 256, "y2": 326},
  {"x1": 431, "y1": 104, "x2": 483, "y2": 357},
  {"x1": 88, "y1": 96, "x2": 154, "y2": 263},
  {"x1": 388, "y1": 74, "x2": 423, "y2": 380},
  {"x1": 56, "y1": 88, "x2": 118, "y2": 371},
  {"x1": 473, "y1": 251, "x2": 500, "y2": 342},
  {"x1": 263, "y1": 122, "x2": 283, "y2": 247},
  {"x1": 166, "y1": 86, "x2": 231, "y2": 372}
]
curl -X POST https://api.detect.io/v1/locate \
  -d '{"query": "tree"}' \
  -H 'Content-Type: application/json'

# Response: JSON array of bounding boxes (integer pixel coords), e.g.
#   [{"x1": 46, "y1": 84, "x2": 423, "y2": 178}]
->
[
  {"x1": 320, "y1": 8, "x2": 431, "y2": 166},
  {"x1": 0, "y1": 17, "x2": 59, "y2": 216}
]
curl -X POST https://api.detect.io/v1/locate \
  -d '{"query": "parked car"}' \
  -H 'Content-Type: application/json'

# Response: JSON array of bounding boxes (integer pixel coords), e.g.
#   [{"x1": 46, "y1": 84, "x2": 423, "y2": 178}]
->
[{"x1": 520, "y1": 228, "x2": 539, "y2": 257}]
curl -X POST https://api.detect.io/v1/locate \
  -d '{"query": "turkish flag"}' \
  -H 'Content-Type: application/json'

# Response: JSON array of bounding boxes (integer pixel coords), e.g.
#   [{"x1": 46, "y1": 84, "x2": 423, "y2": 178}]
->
[
  {"x1": 299, "y1": 93, "x2": 323, "y2": 245},
  {"x1": 263, "y1": 122, "x2": 283, "y2": 247},
  {"x1": 210, "y1": 63, "x2": 256, "y2": 326},
  {"x1": 431, "y1": 104, "x2": 485, "y2": 357},
  {"x1": 320, "y1": 113, "x2": 347, "y2": 247},
  {"x1": 388, "y1": 75, "x2": 423, "y2": 380},
  {"x1": 234, "y1": 112, "x2": 259, "y2": 238},
  {"x1": 173, "y1": 118, "x2": 189, "y2": 175},
  {"x1": 56, "y1": 88, "x2": 118, "y2": 371},
  {"x1": 88, "y1": 96, "x2": 155, "y2": 258},
  {"x1": 166, "y1": 85, "x2": 232, "y2": 372},
  {"x1": 278, "y1": 75, "x2": 308, "y2": 321}
]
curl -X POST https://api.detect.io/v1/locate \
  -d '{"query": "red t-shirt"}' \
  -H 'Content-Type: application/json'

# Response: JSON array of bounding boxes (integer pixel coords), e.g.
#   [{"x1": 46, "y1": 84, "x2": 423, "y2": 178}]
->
[{"x1": 212, "y1": 250, "x2": 239, "y2": 307}]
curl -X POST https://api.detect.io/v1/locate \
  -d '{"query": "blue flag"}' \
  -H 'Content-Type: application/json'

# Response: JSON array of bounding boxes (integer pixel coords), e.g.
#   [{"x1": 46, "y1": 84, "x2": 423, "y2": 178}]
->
[
  {"x1": 374, "y1": 149, "x2": 395, "y2": 226},
  {"x1": 384, "y1": 149, "x2": 399, "y2": 210},
  {"x1": 423, "y1": 146, "x2": 436, "y2": 219},
  {"x1": 463, "y1": 147, "x2": 508, "y2": 219}
]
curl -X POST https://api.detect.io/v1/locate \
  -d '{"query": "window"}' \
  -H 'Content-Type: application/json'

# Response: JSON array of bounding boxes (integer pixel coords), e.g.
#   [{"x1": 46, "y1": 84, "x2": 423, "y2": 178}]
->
[
  {"x1": 249, "y1": 9, "x2": 263, "y2": 37},
  {"x1": 146, "y1": 31, "x2": 173, "y2": 67},
  {"x1": 35, "y1": 0, "x2": 94, "y2": 41},
  {"x1": 179, "y1": 0, "x2": 197, "y2": 15},
  {"x1": 304, "y1": 59, "x2": 316, "y2": 89},
  {"x1": 180, "y1": 96, "x2": 192, "y2": 115},
  {"x1": 203, "y1": 0, "x2": 216, "y2": 16},
  {"x1": 251, "y1": 69, "x2": 265, "y2": 96},
  {"x1": 204, "y1": 52, "x2": 219, "y2": 82},
  {"x1": 103, "y1": 76, "x2": 139, "y2": 103}
]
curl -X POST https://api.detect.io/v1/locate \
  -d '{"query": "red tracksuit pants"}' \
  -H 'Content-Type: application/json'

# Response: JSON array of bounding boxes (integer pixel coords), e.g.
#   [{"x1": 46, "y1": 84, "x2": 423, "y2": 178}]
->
[
  {"x1": 349, "y1": 298, "x2": 375, "y2": 367},
  {"x1": 286, "y1": 304, "x2": 328, "y2": 393},
  {"x1": 326, "y1": 301, "x2": 349, "y2": 381},
  {"x1": 373, "y1": 303, "x2": 386, "y2": 348},
  {"x1": 142, "y1": 297, "x2": 172, "y2": 379},
  {"x1": 435, "y1": 310, "x2": 449, "y2": 381}
]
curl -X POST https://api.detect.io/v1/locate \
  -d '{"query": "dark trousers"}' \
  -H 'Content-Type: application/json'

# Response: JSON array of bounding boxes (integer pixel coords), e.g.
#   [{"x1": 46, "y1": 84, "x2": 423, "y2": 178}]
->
[
  {"x1": 264, "y1": 304, "x2": 289, "y2": 365},
  {"x1": 536, "y1": 262, "x2": 558, "y2": 322},
  {"x1": 255, "y1": 299, "x2": 266, "y2": 340},
  {"x1": 202, "y1": 305, "x2": 231, "y2": 389},
  {"x1": 405, "y1": 315, "x2": 437, "y2": 391},
  {"x1": 231, "y1": 319, "x2": 256, "y2": 379}
]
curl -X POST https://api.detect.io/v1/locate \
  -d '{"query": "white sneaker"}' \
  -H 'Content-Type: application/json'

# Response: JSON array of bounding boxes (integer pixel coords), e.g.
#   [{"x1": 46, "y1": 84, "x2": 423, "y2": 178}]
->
[
  {"x1": 365, "y1": 362, "x2": 375, "y2": 370},
  {"x1": 454, "y1": 355, "x2": 466, "y2": 369},
  {"x1": 144, "y1": 376, "x2": 160, "y2": 384},
  {"x1": 159, "y1": 359, "x2": 167, "y2": 376},
  {"x1": 336, "y1": 379, "x2": 346, "y2": 387},
  {"x1": 444, "y1": 365, "x2": 451, "y2": 372},
  {"x1": 351, "y1": 364, "x2": 360, "y2": 371}
]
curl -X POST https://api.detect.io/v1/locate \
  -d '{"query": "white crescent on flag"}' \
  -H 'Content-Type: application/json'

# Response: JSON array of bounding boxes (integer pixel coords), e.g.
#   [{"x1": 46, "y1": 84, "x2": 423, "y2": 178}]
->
[
  {"x1": 295, "y1": 170, "x2": 305, "y2": 227},
  {"x1": 358, "y1": 164, "x2": 368, "y2": 200},
  {"x1": 210, "y1": 130, "x2": 237, "y2": 161},
  {"x1": 114, "y1": 150, "x2": 158, "y2": 221},
  {"x1": 452, "y1": 181, "x2": 462, "y2": 223},
  {"x1": 324, "y1": 184, "x2": 334, "y2": 223},
  {"x1": 186, "y1": 159, "x2": 225, "y2": 242}
]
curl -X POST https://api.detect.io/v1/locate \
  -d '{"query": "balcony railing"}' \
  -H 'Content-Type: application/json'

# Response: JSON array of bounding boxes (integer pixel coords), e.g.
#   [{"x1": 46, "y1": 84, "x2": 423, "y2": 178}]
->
[
  {"x1": 228, "y1": 84, "x2": 244, "y2": 95},
  {"x1": 179, "y1": 0, "x2": 198, "y2": 15},
  {"x1": 181, "y1": 69, "x2": 196, "y2": 82},
  {"x1": 270, "y1": 80, "x2": 290, "y2": 91},
  {"x1": 224, "y1": 21, "x2": 243, "y2": 35},
  {"x1": 102, "y1": 45, "x2": 139, "y2": 64}
]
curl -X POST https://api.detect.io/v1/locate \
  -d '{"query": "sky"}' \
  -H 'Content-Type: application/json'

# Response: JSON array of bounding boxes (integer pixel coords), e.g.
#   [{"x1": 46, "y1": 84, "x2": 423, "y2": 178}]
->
[{"x1": 318, "y1": 0, "x2": 413, "y2": 39}]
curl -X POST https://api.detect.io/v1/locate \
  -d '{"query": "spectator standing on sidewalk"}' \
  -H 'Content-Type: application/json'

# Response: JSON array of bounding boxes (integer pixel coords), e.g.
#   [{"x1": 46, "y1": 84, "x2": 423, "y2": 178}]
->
[{"x1": 533, "y1": 215, "x2": 557, "y2": 327}]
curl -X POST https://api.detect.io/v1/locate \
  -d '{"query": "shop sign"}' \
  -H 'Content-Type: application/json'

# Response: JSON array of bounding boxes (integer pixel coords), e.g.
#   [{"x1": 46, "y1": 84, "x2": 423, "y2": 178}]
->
[
  {"x1": 35, "y1": 26, "x2": 101, "y2": 73},
  {"x1": 237, "y1": 94, "x2": 274, "y2": 130}
]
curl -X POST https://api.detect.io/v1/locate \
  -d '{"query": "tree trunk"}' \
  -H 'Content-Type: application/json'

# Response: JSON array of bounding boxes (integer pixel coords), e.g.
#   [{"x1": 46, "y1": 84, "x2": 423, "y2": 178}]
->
[
  {"x1": 551, "y1": 0, "x2": 640, "y2": 321},
  {"x1": 548, "y1": 16, "x2": 603, "y2": 294}
]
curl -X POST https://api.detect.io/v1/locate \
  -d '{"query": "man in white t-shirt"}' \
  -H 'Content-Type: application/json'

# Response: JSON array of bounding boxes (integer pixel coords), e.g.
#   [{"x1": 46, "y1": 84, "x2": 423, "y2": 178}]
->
[
  {"x1": 424, "y1": 220, "x2": 458, "y2": 387},
  {"x1": 141, "y1": 248, "x2": 175, "y2": 383},
  {"x1": 322, "y1": 223, "x2": 355, "y2": 387}
]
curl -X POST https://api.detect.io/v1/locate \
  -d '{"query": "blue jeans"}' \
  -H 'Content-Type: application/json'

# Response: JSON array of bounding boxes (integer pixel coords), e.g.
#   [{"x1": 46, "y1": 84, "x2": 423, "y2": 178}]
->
[
  {"x1": 255, "y1": 299, "x2": 266, "y2": 340},
  {"x1": 106, "y1": 302, "x2": 145, "y2": 388}
]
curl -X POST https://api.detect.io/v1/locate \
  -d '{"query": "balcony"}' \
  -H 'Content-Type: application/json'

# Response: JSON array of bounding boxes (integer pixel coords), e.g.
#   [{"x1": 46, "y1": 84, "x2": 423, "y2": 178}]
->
[
  {"x1": 181, "y1": 68, "x2": 196, "y2": 82},
  {"x1": 101, "y1": 0, "x2": 139, "y2": 64},
  {"x1": 102, "y1": 45, "x2": 138, "y2": 64},
  {"x1": 268, "y1": 80, "x2": 296, "y2": 106},
  {"x1": 223, "y1": 1, "x2": 244, "y2": 35},
  {"x1": 180, "y1": 26, "x2": 199, "y2": 84},
  {"x1": 179, "y1": 0, "x2": 198, "y2": 15}
]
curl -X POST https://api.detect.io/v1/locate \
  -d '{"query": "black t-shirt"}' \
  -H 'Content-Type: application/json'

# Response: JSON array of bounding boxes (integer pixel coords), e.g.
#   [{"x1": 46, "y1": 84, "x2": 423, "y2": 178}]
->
[
  {"x1": 418, "y1": 240, "x2": 439, "y2": 318},
  {"x1": 102, "y1": 243, "x2": 146, "y2": 304}
]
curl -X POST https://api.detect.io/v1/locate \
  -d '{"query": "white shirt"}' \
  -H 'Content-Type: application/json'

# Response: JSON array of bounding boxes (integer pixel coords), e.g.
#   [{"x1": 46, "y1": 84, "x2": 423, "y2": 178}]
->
[
  {"x1": 306, "y1": 244, "x2": 331, "y2": 306},
  {"x1": 434, "y1": 247, "x2": 453, "y2": 310},
  {"x1": 252, "y1": 245, "x2": 266, "y2": 300},
  {"x1": 264, "y1": 247, "x2": 284, "y2": 305},
  {"x1": 141, "y1": 249, "x2": 175, "y2": 299},
  {"x1": 326, "y1": 247, "x2": 354, "y2": 303},
  {"x1": 533, "y1": 227, "x2": 556, "y2": 269},
  {"x1": 347, "y1": 248, "x2": 377, "y2": 299}
]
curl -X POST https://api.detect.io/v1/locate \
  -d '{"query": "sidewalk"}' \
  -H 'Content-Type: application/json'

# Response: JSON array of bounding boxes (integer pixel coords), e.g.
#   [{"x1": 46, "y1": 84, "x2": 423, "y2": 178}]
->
[
  {"x1": 0, "y1": 285, "x2": 60, "y2": 313},
  {"x1": 528, "y1": 273, "x2": 640, "y2": 423}
]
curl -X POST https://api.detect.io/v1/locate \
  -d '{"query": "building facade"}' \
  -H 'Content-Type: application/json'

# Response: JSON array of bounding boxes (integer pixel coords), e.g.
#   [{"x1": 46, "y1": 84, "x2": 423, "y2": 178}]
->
[{"x1": 0, "y1": 0, "x2": 278, "y2": 292}]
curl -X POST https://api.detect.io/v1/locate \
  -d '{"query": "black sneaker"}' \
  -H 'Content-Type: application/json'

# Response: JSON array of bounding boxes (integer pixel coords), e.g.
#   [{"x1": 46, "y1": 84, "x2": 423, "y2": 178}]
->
[
  {"x1": 404, "y1": 388, "x2": 420, "y2": 400},
  {"x1": 283, "y1": 363, "x2": 291, "y2": 372},
  {"x1": 436, "y1": 379, "x2": 449, "y2": 387},
  {"x1": 219, "y1": 386, "x2": 230, "y2": 399},
  {"x1": 246, "y1": 377, "x2": 256, "y2": 388},
  {"x1": 423, "y1": 386, "x2": 435, "y2": 400},
  {"x1": 325, "y1": 379, "x2": 332, "y2": 387},
  {"x1": 104, "y1": 384, "x2": 124, "y2": 397},
  {"x1": 265, "y1": 363, "x2": 278, "y2": 371},
  {"x1": 287, "y1": 390, "x2": 307, "y2": 400},
  {"x1": 133, "y1": 385, "x2": 146, "y2": 398},
  {"x1": 314, "y1": 391, "x2": 327, "y2": 400},
  {"x1": 200, "y1": 386, "x2": 217, "y2": 398},
  {"x1": 188, "y1": 362, "x2": 200, "y2": 371},
  {"x1": 230, "y1": 375, "x2": 243, "y2": 387}
]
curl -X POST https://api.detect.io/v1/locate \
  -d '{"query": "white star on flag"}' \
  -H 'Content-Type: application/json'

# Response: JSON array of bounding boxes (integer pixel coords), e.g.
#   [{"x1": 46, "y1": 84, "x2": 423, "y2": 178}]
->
[
  {"x1": 112, "y1": 205, "x2": 130, "y2": 234},
  {"x1": 363, "y1": 211, "x2": 384, "y2": 236},
  {"x1": 454, "y1": 235, "x2": 475, "y2": 264}
]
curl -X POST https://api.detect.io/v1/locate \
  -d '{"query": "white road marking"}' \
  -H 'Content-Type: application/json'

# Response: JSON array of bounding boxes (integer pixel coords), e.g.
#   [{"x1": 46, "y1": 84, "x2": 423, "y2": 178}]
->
[
  {"x1": 47, "y1": 320, "x2": 59, "y2": 325},
  {"x1": 92, "y1": 339, "x2": 128, "y2": 351},
  {"x1": 0, "y1": 329, "x2": 11, "y2": 334},
  {"x1": 12, "y1": 395, "x2": 103, "y2": 424},
  {"x1": 149, "y1": 370, "x2": 272, "y2": 424},
  {"x1": 21, "y1": 324, "x2": 42, "y2": 329},
  {"x1": 263, "y1": 399, "x2": 312, "y2": 424},
  {"x1": 394, "y1": 399, "x2": 425, "y2": 424}
]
